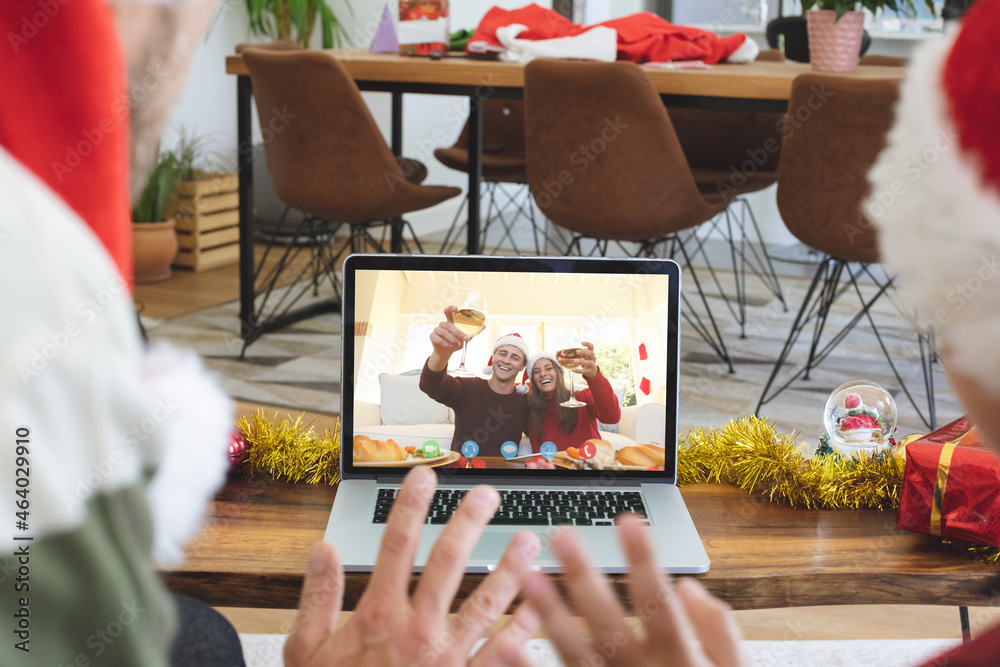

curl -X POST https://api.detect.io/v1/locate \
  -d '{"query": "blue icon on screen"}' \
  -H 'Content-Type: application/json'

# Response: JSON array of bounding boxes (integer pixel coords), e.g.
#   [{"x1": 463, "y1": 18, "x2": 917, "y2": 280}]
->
[
  {"x1": 500, "y1": 441, "x2": 518, "y2": 459},
  {"x1": 540, "y1": 441, "x2": 557, "y2": 460},
  {"x1": 461, "y1": 440, "x2": 480, "y2": 459}
]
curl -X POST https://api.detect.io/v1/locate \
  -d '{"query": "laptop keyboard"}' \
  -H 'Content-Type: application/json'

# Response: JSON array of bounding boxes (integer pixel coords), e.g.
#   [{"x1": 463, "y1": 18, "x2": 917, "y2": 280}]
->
[{"x1": 373, "y1": 488, "x2": 649, "y2": 526}]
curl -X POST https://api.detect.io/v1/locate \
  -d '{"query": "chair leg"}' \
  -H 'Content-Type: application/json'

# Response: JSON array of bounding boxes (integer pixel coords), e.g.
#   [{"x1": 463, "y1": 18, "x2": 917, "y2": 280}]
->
[
  {"x1": 755, "y1": 257, "x2": 830, "y2": 413},
  {"x1": 756, "y1": 258, "x2": 938, "y2": 428}
]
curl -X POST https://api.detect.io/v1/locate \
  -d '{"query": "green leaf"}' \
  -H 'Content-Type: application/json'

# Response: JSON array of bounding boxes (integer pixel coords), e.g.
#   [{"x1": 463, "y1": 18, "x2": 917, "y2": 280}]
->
[
  {"x1": 289, "y1": 0, "x2": 308, "y2": 35},
  {"x1": 320, "y1": 3, "x2": 334, "y2": 49}
]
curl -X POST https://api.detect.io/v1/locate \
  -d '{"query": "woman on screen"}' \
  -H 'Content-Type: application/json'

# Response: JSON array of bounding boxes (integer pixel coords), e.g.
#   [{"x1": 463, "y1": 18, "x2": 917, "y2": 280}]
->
[{"x1": 526, "y1": 343, "x2": 621, "y2": 452}]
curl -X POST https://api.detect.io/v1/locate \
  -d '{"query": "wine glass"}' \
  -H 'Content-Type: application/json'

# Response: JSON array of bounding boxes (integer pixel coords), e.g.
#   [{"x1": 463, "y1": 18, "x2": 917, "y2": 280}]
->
[
  {"x1": 451, "y1": 288, "x2": 487, "y2": 376},
  {"x1": 555, "y1": 331, "x2": 587, "y2": 408}
]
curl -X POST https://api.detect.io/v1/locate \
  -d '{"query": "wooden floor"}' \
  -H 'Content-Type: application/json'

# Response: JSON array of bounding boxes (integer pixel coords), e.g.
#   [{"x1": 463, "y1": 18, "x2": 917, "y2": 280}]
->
[{"x1": 142, "y1": 253, "x2": 1000, "y2": 642}]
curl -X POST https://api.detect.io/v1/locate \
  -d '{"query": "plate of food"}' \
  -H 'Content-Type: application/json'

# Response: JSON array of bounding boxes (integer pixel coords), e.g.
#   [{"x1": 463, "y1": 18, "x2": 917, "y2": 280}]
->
[
  {"x1": 552, "y1": 440, "x2": 666, "y2": 471},
  {"x1": 352, "y1": 435, "x2": 460, "y2": 467}
]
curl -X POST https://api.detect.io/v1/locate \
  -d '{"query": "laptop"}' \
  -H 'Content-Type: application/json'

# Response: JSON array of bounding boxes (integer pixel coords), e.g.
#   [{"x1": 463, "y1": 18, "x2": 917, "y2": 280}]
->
[{"x1": 324, "y1": 254, "x2": 709, "y2": 573}]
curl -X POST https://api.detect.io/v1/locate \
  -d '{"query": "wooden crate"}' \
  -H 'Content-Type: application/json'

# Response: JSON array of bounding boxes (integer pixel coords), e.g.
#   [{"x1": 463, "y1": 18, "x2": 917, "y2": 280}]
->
[{"x1": 167, "y1": 173, "x2": 240, "y2": 272}]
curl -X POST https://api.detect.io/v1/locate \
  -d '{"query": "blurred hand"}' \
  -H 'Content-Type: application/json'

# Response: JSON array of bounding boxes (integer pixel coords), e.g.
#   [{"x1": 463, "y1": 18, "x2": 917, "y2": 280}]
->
[
  {"x1": 428, "y1": 306, "x2": 468, "y2": 371},
  {"x1": 523, "y1": 518, "x2": 743, "y2": 667},
  {"x1": 576, "y1": 341, "x2": 598, "y2": 379},
  {"x1": 284, "y1": 467, "x2": 541, "y2": 667}
]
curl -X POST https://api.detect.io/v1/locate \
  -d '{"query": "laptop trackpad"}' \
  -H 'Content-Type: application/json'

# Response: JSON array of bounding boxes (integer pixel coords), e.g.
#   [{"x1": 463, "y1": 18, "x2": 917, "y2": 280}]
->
[{"x1": 468, "y1": 532, "x2": 549, "y2": 570}]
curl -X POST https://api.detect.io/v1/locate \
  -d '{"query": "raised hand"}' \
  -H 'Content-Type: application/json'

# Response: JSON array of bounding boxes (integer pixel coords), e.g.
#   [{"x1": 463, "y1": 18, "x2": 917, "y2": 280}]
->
[
  {"x1": 284, "y1": 466, "x2": 542, "y2": 667},
  {"x1": 576, "y1": 341, "x2": 599, "y2": 379},
  {"x1": 523, "y1": 517, "x2": 744, "y2": 667}
]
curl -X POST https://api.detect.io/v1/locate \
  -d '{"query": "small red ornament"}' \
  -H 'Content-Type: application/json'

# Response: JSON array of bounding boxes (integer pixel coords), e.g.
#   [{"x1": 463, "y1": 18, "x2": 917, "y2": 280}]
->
[
  {"x1": 639, "y1": 377, "x2": 651, "y2": 395},
  {"x1": 638, "y1": 342, "x2": 648, "y2": 361},
  {"x1": 457, "y1": 456, "x2": 486, "y2": 469},
  {"x1": 845, "y1": 393, "x2": 862, "y2": 410},
  {"x1": 229, "y1": 430, "x2": 248, "y2": 470}
]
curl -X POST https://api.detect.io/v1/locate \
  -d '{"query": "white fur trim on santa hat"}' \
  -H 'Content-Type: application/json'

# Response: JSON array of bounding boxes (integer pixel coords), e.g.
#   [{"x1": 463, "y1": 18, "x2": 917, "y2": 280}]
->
[
  {"x1": 528, "y1": 351, "x2": 562, "y2": 377},
  {"x1": 725, "y1": 35, "x2": 759, "y2": 63},
  {"x1": 867, "y1": 26, "x2": 1000, "y2": 396}
]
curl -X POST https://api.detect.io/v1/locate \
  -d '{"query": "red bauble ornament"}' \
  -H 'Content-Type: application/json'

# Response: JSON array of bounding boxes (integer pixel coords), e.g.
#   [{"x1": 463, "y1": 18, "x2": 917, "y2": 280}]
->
[
  {"x1": 229, "y1": 430, "x2": 248, "y2": 470},
  {"x1": 457, "y1": 456, "x2": 486, "y2": 469}
]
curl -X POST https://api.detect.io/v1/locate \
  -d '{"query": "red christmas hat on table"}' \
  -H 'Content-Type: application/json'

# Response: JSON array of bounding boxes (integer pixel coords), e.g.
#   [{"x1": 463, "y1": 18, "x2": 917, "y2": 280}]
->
[{"x1": 867, "y1": 0, "x2": 1000, "y2": 396}]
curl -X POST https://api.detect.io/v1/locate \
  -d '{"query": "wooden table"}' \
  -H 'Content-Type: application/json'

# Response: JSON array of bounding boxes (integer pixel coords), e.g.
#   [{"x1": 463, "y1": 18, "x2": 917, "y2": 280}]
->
[
  {"x1": 224, "y1": 52, "x2": 904, "y2": 347},
  {"x1": 162, "y1": 478, "x2": 998, "y2": 615}
]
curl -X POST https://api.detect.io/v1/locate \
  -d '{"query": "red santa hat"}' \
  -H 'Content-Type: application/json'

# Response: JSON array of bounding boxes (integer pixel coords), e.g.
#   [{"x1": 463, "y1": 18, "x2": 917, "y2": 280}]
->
[
  {"x1": 483, "y1": 332, "x2": 531, "y2": 379},
  {"x1": 868, "y1": 0, "x2": 1000, "y2": 396}
]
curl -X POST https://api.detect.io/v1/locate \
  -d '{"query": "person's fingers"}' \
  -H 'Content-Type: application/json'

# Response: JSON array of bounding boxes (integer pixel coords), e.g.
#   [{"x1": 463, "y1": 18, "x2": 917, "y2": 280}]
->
[
  {"x1": 450, "y1": 531, "x2": 540, "y2": 654},
  {"x1": 412, "y1": 484, "x2": 500, "y2": 617},
  {"x1": 469, "y1": 601, "x2": 542, "y2": 667},
  {"x1": 283, "y1": 542, "x2": 344, "y2": 666},
  {"x1": 442, "y1": 322, "x2": 469, "y2": 343},
  {"x1": 367, "y1": 466, "x2": 436, "y2": 600},
  {"x1": 521, "y1": 572, "x2": 598, "y2": 666},
  {"x1": 677, "y1": 578, "x2": 744, "y2": 667},
  {"x1": 617, "y1": 517, "x2": 692, "y2": 658},
  {"x1": 444, "y1": 305, "x2": 458, "y2": 322},
  {"x1": 550, "y1": 529, "x2": 636, "y2": 658},
  {"x1": 431, "y1": 326, "x2": 465, "y2": 349}
]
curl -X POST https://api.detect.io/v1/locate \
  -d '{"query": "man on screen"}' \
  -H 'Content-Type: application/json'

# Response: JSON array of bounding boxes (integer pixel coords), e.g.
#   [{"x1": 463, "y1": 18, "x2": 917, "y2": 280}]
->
[{"x1": 420, "y1": 307, "x2": 531, "y2": 458}]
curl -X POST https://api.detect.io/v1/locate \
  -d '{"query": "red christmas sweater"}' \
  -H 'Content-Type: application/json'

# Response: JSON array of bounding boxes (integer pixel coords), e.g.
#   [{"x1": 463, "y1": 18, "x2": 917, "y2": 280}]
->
[
  {"x1": 0, "y1": 0, "x2": 132, "y2": 287},
  {"x1": 919, "y1": 621, "x2": 1000, "y2": 666},
  {"x1": 528, "y1": 371, "x2": 621, "y2": 452}
]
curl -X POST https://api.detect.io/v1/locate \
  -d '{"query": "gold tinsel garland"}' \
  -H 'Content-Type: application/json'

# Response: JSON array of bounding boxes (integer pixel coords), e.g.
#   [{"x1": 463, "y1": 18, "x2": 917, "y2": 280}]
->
[
  {"x1": 677, "y1": 416, "x2": 904, "y2": 510},
  {"x1": 233, "y1": 411, "x2": 1000, "y2": 562},
  {"x1": 237, "y1": 410, "x2": 341, "y2": 485}
]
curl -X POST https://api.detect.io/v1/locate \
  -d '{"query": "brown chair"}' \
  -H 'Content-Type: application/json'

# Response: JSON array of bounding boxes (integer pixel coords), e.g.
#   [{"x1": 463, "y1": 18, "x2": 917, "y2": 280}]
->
[
  {"x1": 238, "y1": 42, "x2": 429, "y2": 185},
  {"x1": 434, "y1": 100, "x2": 557, "y2": 254},
  {"x1": 240, "y1": 49, "x2": 460, "y2": 348},
  {"x1": 524, "y1": 59, "x2": 733, "y2": 371},
  {"x1": 754, "y1": 73, "x2": 936, "y2": 428},
  {"x1": 858, "y1": 54, "x2": 909, "y2": 67},
  {"x1": 667, "y1": 50, "x2": 789, "y2": 337}
]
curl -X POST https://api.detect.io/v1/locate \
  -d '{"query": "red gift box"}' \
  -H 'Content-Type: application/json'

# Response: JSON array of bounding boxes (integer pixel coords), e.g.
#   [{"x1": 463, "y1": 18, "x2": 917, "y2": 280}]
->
[
  {"x1": 398, "y1": 1, "x2": 448, "y2": 56},
  {"x1": 896, "y1": 417, "x2": 1000, "y2": 547}
]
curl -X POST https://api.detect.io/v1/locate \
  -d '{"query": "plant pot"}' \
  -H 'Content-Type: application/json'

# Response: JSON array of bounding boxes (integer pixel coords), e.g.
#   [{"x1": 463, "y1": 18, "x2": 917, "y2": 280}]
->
[
  {"x1": 807, "y1": 10, "x2": 864, "y2": 72},
  {"x1": 132, "y1": 219, "x2": 178, "y2": 284}
]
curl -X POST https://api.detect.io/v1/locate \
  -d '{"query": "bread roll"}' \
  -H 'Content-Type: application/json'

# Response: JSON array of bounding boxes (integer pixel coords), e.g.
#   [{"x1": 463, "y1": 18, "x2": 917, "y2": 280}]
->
[
  {"x1": 353, "y1": 435, "x2": 407, "y2": 463},
  {"x1": 583, "y1": 439, "x2": 615, "y2": 466},
  {"x1": 616, "y1": 444, "x2": 666, "y2": 467}
]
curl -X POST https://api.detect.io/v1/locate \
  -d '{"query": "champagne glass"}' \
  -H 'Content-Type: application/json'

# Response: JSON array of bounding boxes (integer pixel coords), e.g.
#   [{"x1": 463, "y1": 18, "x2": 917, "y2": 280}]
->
[
  {"x1": 555, "y1": 331, "x2": 587, "y2": 408},
  {"x1": 451, "y1": 288, "x2": 487, "y2": 376}
]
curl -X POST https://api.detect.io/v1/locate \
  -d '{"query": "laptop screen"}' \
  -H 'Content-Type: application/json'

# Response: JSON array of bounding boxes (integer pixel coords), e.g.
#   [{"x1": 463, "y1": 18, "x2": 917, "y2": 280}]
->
[{"x1": 341, "y1": 254, "x2": 680, "y2": 482}]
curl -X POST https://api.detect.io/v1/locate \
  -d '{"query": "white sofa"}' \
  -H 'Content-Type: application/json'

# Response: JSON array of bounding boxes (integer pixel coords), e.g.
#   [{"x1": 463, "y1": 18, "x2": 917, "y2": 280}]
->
[{"x1": 353, "y1": 373, "x2": 666, "y2": 454}]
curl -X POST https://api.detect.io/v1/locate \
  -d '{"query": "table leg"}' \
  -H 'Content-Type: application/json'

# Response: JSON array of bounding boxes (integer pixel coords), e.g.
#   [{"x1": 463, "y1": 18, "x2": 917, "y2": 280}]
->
[
  {"x1": 960, "y1": 605, "x2": 971, "y2": 643},
  {"x1": 237, "y1": 75, "x2": 256, "y2": 341},
  {"x1": 466, "y1": 96, "x2": 482, "y2": 255},
  {"x1": 390, "y1": 91, "x2": 403, "y2": 253}
]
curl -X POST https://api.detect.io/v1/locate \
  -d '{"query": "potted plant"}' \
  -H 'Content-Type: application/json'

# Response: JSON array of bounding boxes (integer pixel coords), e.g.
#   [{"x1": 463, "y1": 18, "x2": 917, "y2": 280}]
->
[
  {"x1": 132, "y1": 151, "x2": 179, "y2": 284},
  {"x1": 802, "y1": 0, "x2": 934, "y2": 71},
  {"x1": 245, "y1": 0, "x2": 351, "y2": 49},
  {"x1": 167, "y1": 128, "x2": 241, "y2": 272}
]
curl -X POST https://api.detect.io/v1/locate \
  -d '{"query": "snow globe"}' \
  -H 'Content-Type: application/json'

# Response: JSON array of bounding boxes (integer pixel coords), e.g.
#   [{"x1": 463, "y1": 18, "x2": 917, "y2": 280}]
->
[{"x1": 821, "y1": 379, "x2": 897, "y2": 456}]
